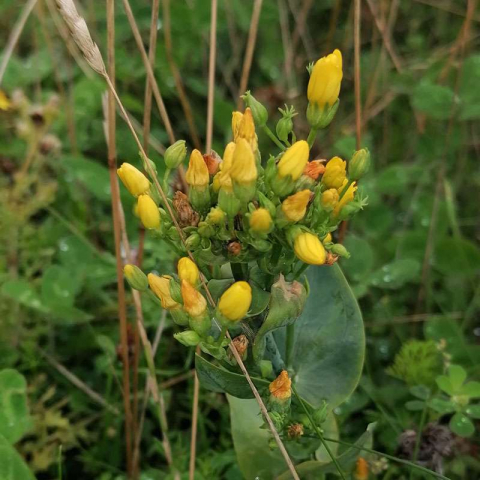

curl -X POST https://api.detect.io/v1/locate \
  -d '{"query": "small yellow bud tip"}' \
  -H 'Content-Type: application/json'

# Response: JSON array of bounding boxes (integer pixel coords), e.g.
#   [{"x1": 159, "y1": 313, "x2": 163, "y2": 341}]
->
[
  {"x1": 177, "y1": 257, "x2": 199, "y2": 286},
  {"x1": 269, "y1": 370, "x2": 291, "y2": 400},
  {"x1": 218, "y1": 281, "x2": 252, "y2": 322},
  {"x1": 308, "y1": 49, "x2": 343, "y2": 108},
  {"x1": 229, "y1": 138, "x2": 257, "y2": 184},
  {"x1": 181, "y1": 279, "x2": 207, "y2": 317},
  {"x1": 322, "y1": 156, "x2": 346, "y2": 189},
  {"x1": 148, "y1": 273, "x2": 179, "y2": 310},
  {"x1": 186, "y1": 149, "x2": 210, "y2": 188},
  {"x1": 137, "y1": 195, "x2": 161, "y2": 229},
  {"x1": 250, "y1": 208, "x2": 272, "y2": 233},
  {"x1": 282, "y1": 189, "x2": 311, "y2": 222},
  {"x1": 117, "y1": 163, "x2": 150, "y2": 197},
  {"x1": 294, "y1": 232, "x2": 326, "y2": 265},
  {"x1": 277, "y1": 140, "x2": 310, "y2": 181},
  {"x1": 124, "y1": 265, "x2": 134, "y2": 276}
]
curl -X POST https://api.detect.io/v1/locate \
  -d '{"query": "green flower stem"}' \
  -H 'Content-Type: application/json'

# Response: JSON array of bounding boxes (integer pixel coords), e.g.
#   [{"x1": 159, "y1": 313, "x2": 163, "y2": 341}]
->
[
  {"x1": 306, "y1": 127, "x2": 318, "y2": 149},
  {"x1": 410, "y1": 398, "x2": 430, "y2": 480},
  {"x1": 293, "y1": 261, "x2": 309, "y2": 281},
  {"x1": 216, "y1": 324, "x2": 228, "y2": 345},
  {"x1": 261, "y1": 124, "x2": 286, "y2": 151},
  {"x1": 292, "y1": 384, "x2": 347, "y2": 480},
  {"x1": 162, "y1": 167, "x2": 172, "y2": 193},
  {"x1": 338, "y1": 178, "x2": 354, "y2": 202},
  {"x1": 286, "y1": 323, "x2": 295, "y2": 369},
  {"x1": 231, "y1": 262, "x2": 245, "y2": 281}
]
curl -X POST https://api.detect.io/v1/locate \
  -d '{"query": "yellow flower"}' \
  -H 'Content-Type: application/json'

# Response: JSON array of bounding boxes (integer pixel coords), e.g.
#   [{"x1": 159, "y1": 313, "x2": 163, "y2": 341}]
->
[
  {"x1": 294, "y1": 232, "x2": 326, "y2": 265},
  {"x1": 137, "y1": 195, "x2": 160, "y2": 229},
  {"x1": 218, "y1": 281, "x2": 252, "y2": 321},
  {"x1": 207, "y1": 207, "x2": 225, "y2": 225},
  {"x1": 217, "y1": 142, "x2": 236, "y2": 192},
  {"x1": 232, "y1": 111, "x2": 243, "y2": 141},
  {"x1": 333, "y1": 180, "x2": 357, "y2": 217},
  {"x1": 307, "y1": 49, "x2": 343, "y2": 108},
  {"x1": 250, "y1": 208, "x2": 272, "y2": 234},
  {"x1": 177, "y1": 257, "x2": 200, "y2": 286},
  {"x1": 321, "y1": 188, "x2": 339, "y2": 211},
  {"x1": 229, "y1": 138, "x2": 257, "y2": 185},
  {"x1": 354, "y1": 458, "x2": 369, "y2": 480},
  {"x1": 0, "y1": 90, "x2": 11, "y2": 111},
  {"x1": 277, "y1": 140, "x2": 309, "y2": 181},
  {"x1": 148, "y1": 273, "x2": 179, "y2": 310},
  {"x1": 117, "y1": 163, "x2": 150, "y2": 197},
  {"x1": 322, "y1": 156, "x2": 346, "y2": 189},
  {"x1": 269, "y1": 370, "x2": 291, "y2": 400},
  {"x1": 181, "y1": 280, "x2": 207, "y2": 317},
  {"x1": 281, "y1": 189, "x2": 311, "y2": 222},
  {"x1": 186, "y1": 149, "x2": 209, "y2": 188}
]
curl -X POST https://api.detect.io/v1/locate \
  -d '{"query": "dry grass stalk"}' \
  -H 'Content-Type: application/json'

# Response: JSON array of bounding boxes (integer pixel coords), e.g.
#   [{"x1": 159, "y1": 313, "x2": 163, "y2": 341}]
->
[
  {"x1": 55, "y1": 1, "x2": 298, "y2": 477},
  {"x1": 206, "y1": 0, "x2": 218, "y2": 153}
]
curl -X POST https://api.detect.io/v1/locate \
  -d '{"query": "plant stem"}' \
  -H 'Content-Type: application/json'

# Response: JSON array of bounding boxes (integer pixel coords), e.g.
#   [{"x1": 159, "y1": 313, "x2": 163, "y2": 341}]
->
[
  {"x1": 286, "y1": 324, "x2": 295, "y2": 369},
  {"x1": 306, "y1": 127, "x2": 318, "y2": 148},
  {"x1": 292, "y1": 384, "x2": 347, "y2": 480},
  {"x1": 216, "y1": 324, "x2": 228, "y2": 345},
  {"x1": 410, "y1": 399, "x2": 429, "y2": 480},
  {"x1": 163, "y1": 167, "x2": 171, "y2": 193},
  {"x1": 261, "y1": 124, "x2": 286, "y2": 151},
  {"x1": 338, "y1": 178, "x2": 354, "y2": 202}
]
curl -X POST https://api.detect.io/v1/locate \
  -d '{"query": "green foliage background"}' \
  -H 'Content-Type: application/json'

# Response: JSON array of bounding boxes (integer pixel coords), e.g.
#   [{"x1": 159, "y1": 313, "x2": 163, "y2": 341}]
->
[{"x1": 0, "y1": 0, "x2": 479, "y2": 479}]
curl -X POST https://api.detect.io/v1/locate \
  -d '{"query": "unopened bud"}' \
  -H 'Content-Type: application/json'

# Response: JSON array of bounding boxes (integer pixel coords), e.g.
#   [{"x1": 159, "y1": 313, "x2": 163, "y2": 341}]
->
[
  {"x1": 185, "y1": 232, "x2": 201, "y2": 250},
  {"x1": 287, "y1": 423, "x2": 304, "y2": 439},
  {"x1": 174, "y1": 330, "x2": 201, "y2": 347},
  {"x1": 124, "y1": 264, "x2": 148, "y2": 291},
  {"x1": 349, "y1": 148, "x2": 370, "y2": 180},
  {"x1": 228, "y1": 335, "x2": 249, "y2": 362},
  {"x1": 241, "y1": 90, "x2": 268, "y2": 126},
  {"x1": 330, "y1": 243, "x2": 350, "y2": 258},
  {"x1": 164, "y1": 140, "x2": 187, "y2": 169},
  {"x1": 218, "y1": 281, "x2": 252, "y2": 322}
]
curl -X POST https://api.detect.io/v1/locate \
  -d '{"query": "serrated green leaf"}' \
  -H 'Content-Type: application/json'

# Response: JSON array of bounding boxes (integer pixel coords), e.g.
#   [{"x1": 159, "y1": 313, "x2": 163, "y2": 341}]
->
[{"x1": 1, "y1": 280, "x2": 48, "y2": 313}]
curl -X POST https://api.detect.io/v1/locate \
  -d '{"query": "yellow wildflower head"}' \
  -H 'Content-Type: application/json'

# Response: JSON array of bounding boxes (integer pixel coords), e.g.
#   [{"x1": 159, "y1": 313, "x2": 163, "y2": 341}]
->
[
  {"x1": 117, "y1": 163, "x2": 150, "y2": 197},
  {"x1": 232, "y1": 111, "x2": 243, "y2": 142},
  {"x1": 304, "y1": 160, "x2": 325, "y2": 180},
  {"x1": 137, "y1": 194, "x2": 160, "y2": 229},
  {"x1": 218, "y1": 281, "x2": 252, "y2": 322},
  {"x1": 229, "y1": 138, "x2": 257, "y2": 185},
  {"x1": 333, "y1": 180, "x2": 357, "y2": 217},
  {"x1": 322, "y1": 156, "x2": 346, "y2": 189},
  {"x1": 181, "y1": 279, "x2": 207, "y2": 317},
  {"x1": 294, "y1": 232, "x2": 326, "y2": 265},
  {"x1": 281, "y1": 189, "x2": 311, "y2": 222},
  {"x1": 177, "y1": 257, "x2": 199, "y2": 286},
  {"x1": 269, "y1": 370, "x2": 291, "y2": 400},
  {"x1": 321, "y1": 188, "x2": 339, "y2": 211},
  {"x1": 307, "y1": 49, "x2": 343, "y2": 108},
  {"x1": 186, "y1": 149, "x2": 210, "y2": 188},
  {"x1": 148, "y1": 273, "x2": 179, "y2": 310},
  {"x1": 207, "y1": 206, "x2": 225, "y2": 225},
  {"x1": 277, "y1": 140, "x2": 309, "y2": 181},
  {"x1": 249, "y1": 208, "x2": 272, "y2": 234},
  {"x1": 217, "y1": 142, "x2": 236, "y2": 191}
]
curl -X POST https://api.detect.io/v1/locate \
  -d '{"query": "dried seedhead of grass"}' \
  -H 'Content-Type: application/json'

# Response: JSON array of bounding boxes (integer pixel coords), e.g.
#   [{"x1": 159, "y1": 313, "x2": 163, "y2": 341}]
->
[{"x1": 55, "y1": 0, "x2": 106, "y2": 75}]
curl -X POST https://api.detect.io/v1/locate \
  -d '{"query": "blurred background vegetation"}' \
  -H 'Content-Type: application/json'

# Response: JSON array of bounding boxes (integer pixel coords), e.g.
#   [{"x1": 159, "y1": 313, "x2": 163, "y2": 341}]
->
[{"x1": 0, "y1": 0, "x2": 479, "y2": 479}]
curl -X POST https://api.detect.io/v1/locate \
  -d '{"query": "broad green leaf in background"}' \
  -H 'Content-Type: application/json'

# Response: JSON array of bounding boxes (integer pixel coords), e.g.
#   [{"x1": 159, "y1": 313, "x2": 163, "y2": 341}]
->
[
  {"x1": 275, "y1": 265, "x2": 365, "y2": 409},
  {"x1": 412, "y1": 81, "x2": 455, "y2": 120},
  {"x1": 368, "y1": 259, "x2": 421, "y2": 290},
  {"x1": 1, "y1": 280, "x2": 47, "y2": 313},
  {"x1": 41, "y1": 265, "x2": 83, "y2": 309},
  {"x1": 0, "y1": 434, "x2": 36, "y2": 480},
  {"x1": 0, "y1": 369, "x2": 33, "y2": 444},
  {"x1": 450, "y1": 412, "x2": 475, "y2": 438}
]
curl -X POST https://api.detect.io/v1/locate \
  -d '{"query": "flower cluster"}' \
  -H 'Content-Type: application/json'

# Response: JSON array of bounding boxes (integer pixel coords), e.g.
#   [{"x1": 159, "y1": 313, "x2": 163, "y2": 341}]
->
[{"x1": 118, "y1": 49, "x2": 369, "y2": 356}]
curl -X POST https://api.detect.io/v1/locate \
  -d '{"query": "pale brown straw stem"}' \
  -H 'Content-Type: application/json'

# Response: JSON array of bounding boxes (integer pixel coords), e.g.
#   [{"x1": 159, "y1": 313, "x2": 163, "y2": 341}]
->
[
  {"x1": 121, "y1": 0, "x2": 175, "y2": 145},
  {"x1": 354, "y1": 0, "x2": 362, "y2": 150},
  {"x1": 106, "y1": 0, "x2": 133, "y2": 474},
  {"x1": 0, "y1": 0, "x2": 38, "y2": 85},
  {"x1": 237, "y1": 0, "x2": 264, "y2": 108},
  {"x1": 162, "y1": 0, "x2": 202, "y2": 150},
  {"x1": 205, "y1": 0, "x2": 218, "y2": 153},
  {"x1": 189, "y1": 347, "x2": 201, "y2": 480}
]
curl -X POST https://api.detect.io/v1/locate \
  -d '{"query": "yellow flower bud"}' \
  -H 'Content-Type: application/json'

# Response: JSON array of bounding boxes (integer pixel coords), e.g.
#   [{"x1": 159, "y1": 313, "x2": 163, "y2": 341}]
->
[
  {"x1": 229, "y1": 138, "x2": 257, "y2": 185},
  {"x1": 186, "y1": 149, "x2": 209, "y2": 188},
  {"x1": 232, "y1": 111, "x2": 243, "y2": 142},
  {"x1": 294, "y1": 232, "x2": 326, "y2": 265},
  {"x1": 269, "y1": 370, "x2": 291, "y2": 400},
  {"x1": 333, "y1": 180, "x2": 357, "y2": 217},
  {"x1": 207, "y1": 207, "x2": 225, "y2": 225},
  {"x1": 0, "y1": 90, "x2": 11, "y2": 111},
  {"x1": 323, "y1": 233, "x2": 333, "y2": 244},
  {"x1": 281, "y1": 189, "x2": 311, "y2": 222},
  {"x1": 277, "y1": 140, "x2": 309, "y2": 181},
  {"x1": 218, "y1": 281, "x2": 252, "y2": 322},
  {"x1": 137, "y1": 195, "x2": 160, "y2": 229},
  {"x1": 117, "y1": 163, "x2": 150, "y2": 197},
  {"x1": 148, "y1": 273, "x2": 180, "y2": 310},
  {"x1": 321, "y1": 188, "x2": 339, "y2": 211},
  {"x1": 250, "y1": 208, "x2": 272, "y2": 234},
  {"x1": 181, "y1": 280, "x2": 207, "y2": 317},
  {"x1": 177, "y1": 257, "x2": 199, "y2": 286},
  {"x1": 217, "y1": 142, "x2": 236, "y2": 192},
  {"x1": 124, "y1": 264, "x2": 148, "y2": 291},
  {"x1": 322, "y1": 156, "x2": 346, "y2": 189},
  {"x1": 307, "y1": 49, "x2": 343, "y2": 108}
]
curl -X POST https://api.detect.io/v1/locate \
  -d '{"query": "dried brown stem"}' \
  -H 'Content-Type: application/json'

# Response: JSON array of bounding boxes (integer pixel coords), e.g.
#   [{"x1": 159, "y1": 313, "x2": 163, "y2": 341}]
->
[
  {"x1": 189, "y1": 347, "x2": 201, "y2": 480},
  {"x1": 237, "y1": 0, "x2": 264, "y2": 108},
  {"x1": 205, "y1": 0, "x2": 218, "y2": 153}
]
